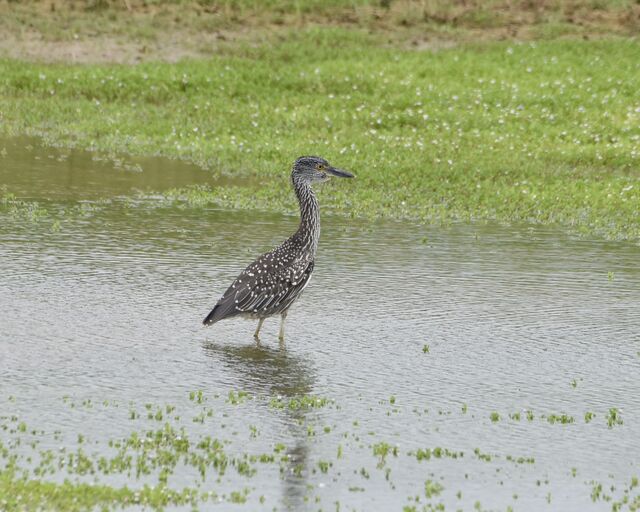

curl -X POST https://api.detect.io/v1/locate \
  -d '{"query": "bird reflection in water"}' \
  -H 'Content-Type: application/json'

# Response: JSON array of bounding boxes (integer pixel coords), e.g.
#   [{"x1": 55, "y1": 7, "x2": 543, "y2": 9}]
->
[{"x1": 202, "y1": 342, "x2": 317, "y2": 511}]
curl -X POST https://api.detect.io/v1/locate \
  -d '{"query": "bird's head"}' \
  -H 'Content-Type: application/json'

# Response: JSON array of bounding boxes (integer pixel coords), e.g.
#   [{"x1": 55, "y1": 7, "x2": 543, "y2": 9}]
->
[{"x1": 292, "y1": 156, "x2": 354, "y2": 184}]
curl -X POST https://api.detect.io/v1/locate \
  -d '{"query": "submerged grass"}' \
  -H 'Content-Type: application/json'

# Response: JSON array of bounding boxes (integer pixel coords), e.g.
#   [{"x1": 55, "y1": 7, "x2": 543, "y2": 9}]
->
[
  {"x1": 0, "y1": 468, "x2": 210, "y2": 512},
  {"x1": 1, "y1": 34, "x2": 639, "y2": 240},
  {"x1": 1, "y1": 393, "x2": 634, "y2": 511}
]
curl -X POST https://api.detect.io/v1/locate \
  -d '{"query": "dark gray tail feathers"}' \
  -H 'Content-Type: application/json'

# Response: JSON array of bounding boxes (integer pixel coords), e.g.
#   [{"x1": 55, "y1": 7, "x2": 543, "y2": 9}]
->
[{"x1": 202, "y1": 306, "x2": 219, "y2": 326}]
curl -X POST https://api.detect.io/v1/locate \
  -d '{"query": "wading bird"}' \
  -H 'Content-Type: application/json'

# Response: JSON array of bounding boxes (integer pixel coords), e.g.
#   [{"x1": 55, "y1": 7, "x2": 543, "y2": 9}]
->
[{"x1": 203, "y1": 156, "x2": 354, "y2": 342}]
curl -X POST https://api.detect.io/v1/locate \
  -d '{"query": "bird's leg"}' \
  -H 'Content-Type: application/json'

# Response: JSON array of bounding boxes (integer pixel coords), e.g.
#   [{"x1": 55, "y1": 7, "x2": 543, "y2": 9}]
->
[
  {"x1": 278, "y1": 311, "x2": 287, "y2": 344},
  {"x1": 254, "y1": 318, "x2": 265, "y2": 343}
]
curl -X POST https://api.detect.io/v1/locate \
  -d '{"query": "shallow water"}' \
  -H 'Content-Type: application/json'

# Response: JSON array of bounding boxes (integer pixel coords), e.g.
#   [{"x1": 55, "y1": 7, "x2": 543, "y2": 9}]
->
[{"x1": 1, "y1": 138, "x2": 639, "y2": 511}]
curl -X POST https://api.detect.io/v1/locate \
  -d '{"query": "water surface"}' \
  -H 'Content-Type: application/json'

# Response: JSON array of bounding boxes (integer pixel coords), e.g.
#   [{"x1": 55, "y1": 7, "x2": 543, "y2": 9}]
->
[{"x1": 1, "y1": 138, "x2": 639, "y2": 511}]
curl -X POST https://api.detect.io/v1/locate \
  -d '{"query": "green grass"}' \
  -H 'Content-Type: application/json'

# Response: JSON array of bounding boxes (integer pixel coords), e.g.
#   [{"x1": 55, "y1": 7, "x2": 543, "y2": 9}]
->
[
  {"x1": 1, "y1": 32, "x2": 639, "y2": 240},
  {"x1": 0, "y1": 468, "x2": 209, "y2": 512}
]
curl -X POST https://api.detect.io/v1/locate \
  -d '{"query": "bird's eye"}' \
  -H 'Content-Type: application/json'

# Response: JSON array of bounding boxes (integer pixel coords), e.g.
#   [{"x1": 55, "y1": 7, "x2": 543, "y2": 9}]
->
[{"x1": 316, "y1": 163, "x2": 326, "y2": 171}]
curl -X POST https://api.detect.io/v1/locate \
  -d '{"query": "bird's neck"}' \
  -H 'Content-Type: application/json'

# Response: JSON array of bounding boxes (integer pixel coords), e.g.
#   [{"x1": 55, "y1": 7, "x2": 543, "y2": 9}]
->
[{"x1": 293, "y1": 176, "x2": 320, "y2": 255}]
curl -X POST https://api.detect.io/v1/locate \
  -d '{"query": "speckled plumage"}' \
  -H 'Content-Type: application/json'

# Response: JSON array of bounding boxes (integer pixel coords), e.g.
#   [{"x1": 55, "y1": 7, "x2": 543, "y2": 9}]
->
[{"x1": 203, "y1": 156, "x2": 353, "y2": 341}]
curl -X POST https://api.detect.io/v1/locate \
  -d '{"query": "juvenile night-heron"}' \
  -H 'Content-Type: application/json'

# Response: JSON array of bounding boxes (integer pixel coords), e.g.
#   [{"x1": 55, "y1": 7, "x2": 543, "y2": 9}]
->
[{"x1": 203, "y1": 156, "x2": 354, "y2": 342}]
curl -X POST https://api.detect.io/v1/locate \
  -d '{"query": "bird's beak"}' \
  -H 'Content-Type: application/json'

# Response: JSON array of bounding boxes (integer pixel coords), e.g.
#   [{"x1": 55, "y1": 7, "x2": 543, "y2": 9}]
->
[{"x1": 327, "y1": 167, "x2": 354, "y2": 178}]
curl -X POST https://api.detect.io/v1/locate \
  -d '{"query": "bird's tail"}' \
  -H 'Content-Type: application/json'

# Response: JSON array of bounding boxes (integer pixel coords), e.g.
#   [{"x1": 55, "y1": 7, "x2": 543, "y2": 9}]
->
[
  {"x1": 202, "y1": 305, "x2": 220, "y2": 326},
  {"x1": 203, "y1": 293, "x2": 239, "y2": 326}
]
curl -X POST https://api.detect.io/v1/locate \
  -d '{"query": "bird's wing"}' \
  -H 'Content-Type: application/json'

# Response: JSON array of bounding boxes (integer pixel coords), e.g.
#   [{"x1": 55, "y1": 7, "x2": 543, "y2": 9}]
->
[
  {"x1": 270, "y1": 259, "x2": 315, "y2": 313},
  {"x1": 203, "y1": 254, "x2": 314, "y2": 325}
]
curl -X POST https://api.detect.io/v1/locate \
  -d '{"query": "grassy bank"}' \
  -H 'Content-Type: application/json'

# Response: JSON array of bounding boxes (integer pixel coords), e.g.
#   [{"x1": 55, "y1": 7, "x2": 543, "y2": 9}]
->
[
  {"x1": 2, "y1": 0, "x2": 639, "y2": 62},
  {"x1": 1, "y1": 33, "x2": 640, "y2": 240}
]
